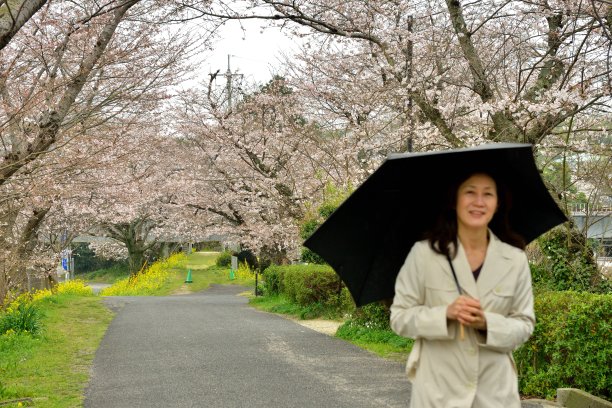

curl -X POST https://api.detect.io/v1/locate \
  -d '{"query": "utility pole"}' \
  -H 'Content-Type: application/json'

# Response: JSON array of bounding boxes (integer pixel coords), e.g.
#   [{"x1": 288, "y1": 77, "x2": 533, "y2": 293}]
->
[
  {"x1": 406, "y1": 15, "x2": 414, "y2": 153},
  {"x1": 220, "y1": 55, "x2": 243, "y2": 111},
  {"x1": 226, "y1": 54, "x2": 232, "y2": 109}
]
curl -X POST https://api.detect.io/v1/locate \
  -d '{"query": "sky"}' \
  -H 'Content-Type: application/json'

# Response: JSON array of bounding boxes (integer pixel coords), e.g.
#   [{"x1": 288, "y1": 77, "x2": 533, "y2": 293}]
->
[{"x1": 201, "y1": 19, "x2": 302, "y2": 86}]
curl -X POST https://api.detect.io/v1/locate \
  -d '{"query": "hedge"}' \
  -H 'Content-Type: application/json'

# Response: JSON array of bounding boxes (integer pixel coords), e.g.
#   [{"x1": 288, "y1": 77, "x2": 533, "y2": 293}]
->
[
  {"x1": 262, "y1": 265, "x2": 611, "y2": 401},
  {"x1": 262, "y1": 264, "x2": 354, "y2": 310},
  {"x1": 514, "y1": 291, "x2": 611, "y2": 400}
]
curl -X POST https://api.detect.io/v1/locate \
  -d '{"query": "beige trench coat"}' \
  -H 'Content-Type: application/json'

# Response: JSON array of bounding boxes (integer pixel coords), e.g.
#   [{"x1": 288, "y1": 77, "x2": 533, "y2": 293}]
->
[{"x1": 390, "y1": 233, "x2": 535, "y2": 408}]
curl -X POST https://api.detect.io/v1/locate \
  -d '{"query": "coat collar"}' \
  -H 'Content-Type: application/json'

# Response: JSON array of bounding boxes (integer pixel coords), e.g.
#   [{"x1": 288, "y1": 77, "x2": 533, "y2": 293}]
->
[{"x1": 441, "y1": 231, "x2": 514, "y2": 299}]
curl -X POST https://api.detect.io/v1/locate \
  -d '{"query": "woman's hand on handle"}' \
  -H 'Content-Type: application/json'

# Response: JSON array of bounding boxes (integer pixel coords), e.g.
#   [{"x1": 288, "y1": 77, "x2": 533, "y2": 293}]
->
[{"x1": 447, "y1": 295, "x2": 487, "y2": 331}]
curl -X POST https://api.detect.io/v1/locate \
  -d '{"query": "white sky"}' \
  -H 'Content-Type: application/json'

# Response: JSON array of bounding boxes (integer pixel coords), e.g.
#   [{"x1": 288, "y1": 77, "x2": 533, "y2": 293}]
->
[{"x1": 201, "y1": 19, "x2": 302, "y2": 86}]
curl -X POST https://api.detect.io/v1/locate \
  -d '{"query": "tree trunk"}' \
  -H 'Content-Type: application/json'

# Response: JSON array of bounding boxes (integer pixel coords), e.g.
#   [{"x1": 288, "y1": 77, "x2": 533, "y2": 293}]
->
[
  {"x1": 0, "y1": 270, "x2": 9, "y2": 307},
  {"x1": 101, "y1": 217, "x2": 157, "y2": 276},
  {"x1": 0, "y1": 0, "x2": 139, "y2": 186},
  {"x1": 127, "y1": 248, "x2": 146, "y2": 276},
  {"x1": 0, "y1": 0, "x2": 48, "y2": 51}
]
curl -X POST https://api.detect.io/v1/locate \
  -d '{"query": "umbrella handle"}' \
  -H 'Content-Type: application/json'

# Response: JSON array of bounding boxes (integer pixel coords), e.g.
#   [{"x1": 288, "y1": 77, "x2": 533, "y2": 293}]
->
[{"x1": 447, "y1": 255, "x2": 466, "y2": 341}]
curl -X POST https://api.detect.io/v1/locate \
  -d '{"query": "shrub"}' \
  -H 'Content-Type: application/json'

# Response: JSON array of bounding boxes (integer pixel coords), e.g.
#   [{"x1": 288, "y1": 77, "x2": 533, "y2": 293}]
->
[
  {"x1": 347, "y1": 302, "x2": 392, "y2": 330},
  {"x1": 0, "y1": 300, "x2": 42, "y2": 336},
  {"x1": 336, "y1": 302, "x2": 413, "y2": 351},
  {"x1": 235, "y1": 249, "x2": 258, "y2": 270},
  {"x1": 262, "y1": 264, "x2": 354, "y2": 311},
  {"x1": 216, "y1": 251, "x2": 232, "y2": 267},
  {"x1": 101, "y1": 252, "x2": 186, "y2": 296},
  {"x1": 534, "y1": 228, "x2": 611, "y2": 293},
  {"x1": 280, "y1": 264, "x2": 339, "y2": 305},
  {"x1": 57, "y1": 279, "x2": 94, "y2": 296},
  {"x1": 262, "y1": 265, "x2": 287, "y2": 295},
  {"x1": 235, "y1": 261, "x2": 254, "y2": 280},
  {"x1": 514, "y1": 291, "x2": 612, "y2": 400}
]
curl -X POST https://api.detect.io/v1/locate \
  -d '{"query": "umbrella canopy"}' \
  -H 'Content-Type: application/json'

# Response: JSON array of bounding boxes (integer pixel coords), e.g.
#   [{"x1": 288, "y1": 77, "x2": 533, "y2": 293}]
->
[{"x1": 303, "y1": 143, "x2": 568, "y2": 307}]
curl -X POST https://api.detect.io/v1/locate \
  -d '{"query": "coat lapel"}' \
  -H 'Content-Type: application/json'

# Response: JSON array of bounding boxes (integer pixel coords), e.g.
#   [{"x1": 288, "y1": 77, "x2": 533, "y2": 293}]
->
[
  {"x1": 444, "y1": 232, "x2": 514, "y2": 299},
  {"x1": 453, "y1": 242, "x2": 479, "y2": 298},
  {"x1": 476, "y1": 232, "x2": 514, "y2": 297}
]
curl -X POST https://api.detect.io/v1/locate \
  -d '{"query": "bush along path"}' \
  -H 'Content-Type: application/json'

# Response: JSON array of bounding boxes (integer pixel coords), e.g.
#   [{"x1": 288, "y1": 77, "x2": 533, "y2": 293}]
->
[
  {"x1": 255, "y1": 263, "x2": 612, "y2": 404},
  {"x1": 2, "y1": 252, "x2": 610, "y2": 407}
]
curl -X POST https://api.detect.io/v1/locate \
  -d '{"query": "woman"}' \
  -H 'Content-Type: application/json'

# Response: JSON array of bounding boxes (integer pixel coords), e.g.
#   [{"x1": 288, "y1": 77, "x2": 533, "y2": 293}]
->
[{"x1": 390, "y1": 171, "x2": 535, "y2": 408}]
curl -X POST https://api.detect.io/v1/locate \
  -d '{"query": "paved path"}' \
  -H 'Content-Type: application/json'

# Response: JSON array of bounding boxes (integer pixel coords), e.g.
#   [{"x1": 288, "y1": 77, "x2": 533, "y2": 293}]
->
[
  {"x1": 87, "y1": 282, "x2": 112, "y2": 295},
  {"x1": 84, "y1": 285, "x2": 411, "y2": 408}
]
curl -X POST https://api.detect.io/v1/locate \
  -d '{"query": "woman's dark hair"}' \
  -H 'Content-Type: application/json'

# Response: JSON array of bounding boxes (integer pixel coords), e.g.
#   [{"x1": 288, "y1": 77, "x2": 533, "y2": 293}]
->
[{"x1": 425, "y1": 170, "x2": 526, "y2": 259}]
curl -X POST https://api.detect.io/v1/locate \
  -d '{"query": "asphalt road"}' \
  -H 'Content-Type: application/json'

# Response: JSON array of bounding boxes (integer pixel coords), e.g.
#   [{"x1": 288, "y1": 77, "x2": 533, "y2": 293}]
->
[{"x1": 84, "y1": 285, "x2": 411, "y2": 408}]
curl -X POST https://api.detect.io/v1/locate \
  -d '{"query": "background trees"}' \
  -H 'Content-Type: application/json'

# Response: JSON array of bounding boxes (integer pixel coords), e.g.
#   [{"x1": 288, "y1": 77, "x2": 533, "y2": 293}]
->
[
  {"x1": 174, "y1": 76, "x2": 345, "y2": 264},
  {"x1": 189, "y1": 0, "x2": 611, "y2": 269},
  {"x1": 0, "y1": 0, "x2": 206, "y2": 297},
  {"x1": 1, "y1": 0, "x2": 610, "y2": 299}
]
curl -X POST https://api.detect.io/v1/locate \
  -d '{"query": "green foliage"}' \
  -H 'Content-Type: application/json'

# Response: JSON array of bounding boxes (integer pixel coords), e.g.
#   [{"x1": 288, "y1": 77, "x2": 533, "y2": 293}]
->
[
  {"x1": 300, "y1": 248, "x2": 325, "y2": 264},
  {"x1": 100, "y1": 252, "x2": 186, "y2": 296},
  {"x1": 299, "y1": 219, "x2": 325, "y2": 264},
  {"x1": 249, "y1": 294, "x2": 304, "y2": 316},
  {"x1": 0, "y1": 295, "x2": 113, "y2": 405},
  {"x1": 0, "y1": 302, "x2": 42, "y2": 336},
  {"x1": 262, "y1": 265, "x2": 287, "y2": 296},
  {"x1": 196, "y1": 241, "x2": 223, "y2": 251},
  {"x1": 280, "y1": 264, "x2": 341, "y2": 305},
  {"x1": 534, "y1": 227, "x2": 611, "y2": 293},
  {"x1": 73, "y1": 242, "x2": 127, "y2": 274},
  {"x1": 261, "y1": 264, "x2": 354, "y2": 318},
  {"x1": 299, "y1": 182, "x2": 352, "y2": 264},
  {"x1": 346, "y1": 303, "x2": 392, "y2": 330},
  {"x1": 514, "y1": 291, "x2": 612, "y2": 400},
  {"x1": 0, "y1": 331, "x2": 40, "y2": 400},
  {"x1": 80, "y1": 263, "x2": 129, "y2": 283},
  {"x1": 215, "y1": 251, "x2": 233, "y2": 267},
  {"x1": 335, "y1": 302, "x2": 413, "y2": 359},
  {"x1": 336, "y1": 322, "x2": 413, "y2": 349}
]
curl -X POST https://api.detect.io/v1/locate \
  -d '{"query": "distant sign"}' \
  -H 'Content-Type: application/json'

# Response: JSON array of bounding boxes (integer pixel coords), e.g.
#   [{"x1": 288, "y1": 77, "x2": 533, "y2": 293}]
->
[{"x1": 62, "y1": 258, "x2": 68, "y2": 271}]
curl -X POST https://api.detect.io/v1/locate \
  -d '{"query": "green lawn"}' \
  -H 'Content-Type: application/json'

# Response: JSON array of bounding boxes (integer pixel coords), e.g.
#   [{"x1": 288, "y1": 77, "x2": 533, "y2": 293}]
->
[
  {"x1": 0, "y1": 295, "x2": 113, "y2": 407},
  {"x1": 162, "y1": 252, "x2": 255, "y2": 295},
  {"x1": 0, "y1": 252, "x2": 254, "y2": 407}
]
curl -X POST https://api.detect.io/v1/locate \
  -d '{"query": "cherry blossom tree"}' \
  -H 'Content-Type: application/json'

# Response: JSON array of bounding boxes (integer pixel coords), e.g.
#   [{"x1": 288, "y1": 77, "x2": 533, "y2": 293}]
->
[
  {"x1": 0, "y1": 0, "x2": 48, "y2": 51},
  {"x1": 191, "y1": 0, "x2": 610, "y2": 162},
  {"x1": 0, "y1": 0, "x2": 209, "y2": 298},
  {"x1": 184, "y1": 0, "x2": 611, "y2": 271},
  {"x1": 173, "y1": 75, "x2": 351, "y2": 264}
]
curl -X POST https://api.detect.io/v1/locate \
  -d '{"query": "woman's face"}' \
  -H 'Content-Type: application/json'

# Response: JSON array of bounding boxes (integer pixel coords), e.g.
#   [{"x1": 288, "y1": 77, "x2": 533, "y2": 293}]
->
[{"x1": 456, "y1": 173, "x2": 498, "y2": 232}]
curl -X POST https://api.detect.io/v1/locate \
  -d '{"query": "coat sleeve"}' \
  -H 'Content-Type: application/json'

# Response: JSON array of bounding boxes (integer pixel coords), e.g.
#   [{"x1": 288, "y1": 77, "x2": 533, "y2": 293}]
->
[
  {"x1": 390, "y1": 243, "x2": 454, "y2": 340},
  {"x1": 481, "y1": 252, "x2": 535, "y2": 353}
]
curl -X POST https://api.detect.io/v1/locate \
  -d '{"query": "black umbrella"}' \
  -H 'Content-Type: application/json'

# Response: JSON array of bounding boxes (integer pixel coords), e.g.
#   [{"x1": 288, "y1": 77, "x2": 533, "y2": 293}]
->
[{"x1": 303, "y1": 143, "x2": 568, "y2": 307}]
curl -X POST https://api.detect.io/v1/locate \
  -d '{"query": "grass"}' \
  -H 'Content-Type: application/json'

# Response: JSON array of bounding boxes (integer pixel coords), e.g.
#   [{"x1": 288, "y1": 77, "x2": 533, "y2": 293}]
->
[
  {"x1": 0, "y1": 251, "x2": 252, "y2": 407},
  {"x1": 78, "y1": 264, "x2": 128, "y2": 284},
  {"x1": 249, "y1": 294, "x2": 307, "y2": 316},
  {"x1": 249, "y1": 293, "x2": 413, "y2": 361},
  {"x1": 0, "y1": 295, "x2": 113, "y2": 407},
  {"x1": 162, "y1": 252, "x2": 256, "y2": 295},
  {"x1": 98, "y1": 251, "x2": 256, "y2": 297},
  {"x1": 335, "y1": 322, "x2": 413, "y2": 362}
]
